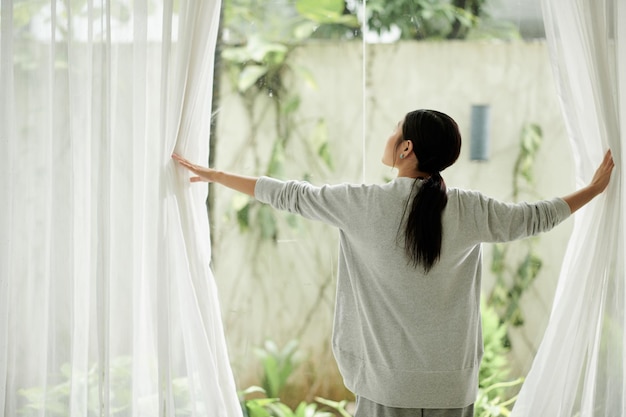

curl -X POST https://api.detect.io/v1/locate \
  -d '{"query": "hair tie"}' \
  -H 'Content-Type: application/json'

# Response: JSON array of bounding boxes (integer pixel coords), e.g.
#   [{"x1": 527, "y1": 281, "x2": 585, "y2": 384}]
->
[{"x1": 425, "y1": 172, "x2": 442, "y2": 184}]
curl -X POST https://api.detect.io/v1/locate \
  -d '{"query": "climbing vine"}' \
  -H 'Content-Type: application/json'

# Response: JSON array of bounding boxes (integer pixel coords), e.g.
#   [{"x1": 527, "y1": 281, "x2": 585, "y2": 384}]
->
[
  {"x1": 220, "y1": 0, "x2": 357, "y2": 243},
  {"x1": 488, "y1": 123, "x2": 544, "y2": 327}
]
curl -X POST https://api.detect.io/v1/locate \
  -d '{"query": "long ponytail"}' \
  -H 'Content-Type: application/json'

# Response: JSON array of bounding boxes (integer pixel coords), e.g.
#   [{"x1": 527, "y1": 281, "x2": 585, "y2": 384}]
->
[
  {"x1": 405, "y1": 173, "x2": 448, "y2": 271},
  {"x1": 401, "y1": 110, "x2": 461, "y2": 272}
]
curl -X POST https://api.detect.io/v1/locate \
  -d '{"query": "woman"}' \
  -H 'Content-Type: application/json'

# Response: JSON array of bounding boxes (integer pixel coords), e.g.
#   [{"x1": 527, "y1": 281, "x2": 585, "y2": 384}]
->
[{"x1": 173, "y1": 109, "x2": 614, "y2": 417}]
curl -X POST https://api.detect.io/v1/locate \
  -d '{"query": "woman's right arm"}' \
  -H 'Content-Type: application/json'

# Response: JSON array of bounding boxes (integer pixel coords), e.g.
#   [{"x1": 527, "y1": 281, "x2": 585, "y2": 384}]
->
[
  {"x1": 562, "y1": 150, "x2": 614, "y2": 214},
  {"x1": 172, "y1": 153, "x2": 258, "y2": 197},
  {"x1": 172, "y1": 153, "x2": 353, "y2": 228}
]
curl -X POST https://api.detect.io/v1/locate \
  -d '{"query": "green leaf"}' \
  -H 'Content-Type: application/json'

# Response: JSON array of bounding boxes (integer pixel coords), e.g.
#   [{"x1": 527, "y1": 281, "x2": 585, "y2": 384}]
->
[
  {"x1": 281, "y1": 339, "x2": 300, "y2": 359},
  {"x1": 265, "y1": 340, "x2": 279, "y2": 355},
  {"x1": 314, "y1": 397, "x2": 352, "y2": 417},
  {"x1": 293, "y1": 21, "x2": 318, "y2": 40},
  {"x1": 236, "y1": 202, "x2": 251, "y2": 232},
  {"x1": 281, "y1": 96, "x2": 301, "y2": 115},
  {"x1": 259, "y1": 354, "x2": 280, "y2": 396},
  {"x1": 294, "y1": 402, "x2": 333, "y2": 417},
  {"x1": 246, "y1": 398, "x2": 276, "y2": 417},
  {"x1": 310, "y1": 119, "x2": 333, "y2": 169},
  {"x1": 247, "y1": 36, "x2": 289, "y2": 63},
  {"x1": 291, "y1": 65, "x2": 318, "y2": 90},
  {"x1": 294, "y1": 402, "x2": 309, "y2": 417},
  {"x1": 257, "y1": 205, "x2": 277, "y2": 241},
  {"x1": 268, "y1": 402, "x2": 295, "y2": 417},
  {"x1": 296, "y1": 0, "x2": 341, "y2": 19},
  {"x1": 232, "y1": 194, "x2": 251, "y2": 212},
  {"x1": 267, "y1": 140, "x2": 286, "y2": 178},
  {"x1": 18, "y1": 387, "x2": 45, "y2": 405},
  {"x1": 329, "y1": 14, "x2": 360, "y2": 27},
  {"x1": 286, "y1": 214, "x2": 300, "y2": 230},
  {"x1": 520, "y1": 124, "x2": 542, "y2": 154},
  {"x1": 421, "y1": 9, "x2": 434, "y2": 20},
  {"x1": 240, "y1": 385, "x2": 267, "y2": 396},
  {"x1": 238, "y1": 65, "x2": 269, "y2": 92},
  {"x1": 60, "y1": 363, "x2": 73, "y2": 379},
  {"x1": 317, "y1": 143, "x2": 333, "y2": 170},
  {"x1": 222, "y1": 46, "x2": 253, "y2": 64},
  {"x1": 296, "y1": 0, "x2": 358, "y2": 26},
  {"x1": 490, "y1": 243, "x2": 506, "y2": 275}
]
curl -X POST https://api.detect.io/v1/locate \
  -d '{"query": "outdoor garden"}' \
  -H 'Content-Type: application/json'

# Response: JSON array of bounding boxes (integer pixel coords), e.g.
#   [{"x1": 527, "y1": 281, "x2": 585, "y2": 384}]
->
[{"x1": 207, "y1": 1, "x2": 571, "y2": 416}]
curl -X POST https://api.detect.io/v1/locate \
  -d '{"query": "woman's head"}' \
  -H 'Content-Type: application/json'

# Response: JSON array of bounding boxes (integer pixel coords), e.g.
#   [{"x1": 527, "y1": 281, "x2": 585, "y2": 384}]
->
[{"x1": 401, "y1": 109, "x2": 462, "y2": 175}]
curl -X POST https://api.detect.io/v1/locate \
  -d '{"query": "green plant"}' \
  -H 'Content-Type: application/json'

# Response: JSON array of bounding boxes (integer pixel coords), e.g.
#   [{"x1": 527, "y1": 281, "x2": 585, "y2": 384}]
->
[
  {"x1": 240, "y1": 386, "x2": 340, "y2": 417},
  {"x1": 314, "y1": 397, "x2": 352, "y2": 417},
  {"x1": 221, "y1": 1, "x2": 343, "y2": 243},
  {"x1": 488, "y1": 123, "x2": 544, "y2": 327},
  {"x1": 18, "y1": 356, "x2": 198, "y2": 417},
  {"x1": 475, "y1": 299, "x2": 524, "y2": 416},
  {"x1": 224, "y1": 0, "x2": 358, "y2": 45},
  {"x1": 475, "y1": 378, "x2": 523, "y2": 417},
  {"x1": 479, "y1": 299, "x2": 510, "y2": 387},
  {"x1": 241, "y1": 386, "x2": 278, "y2": 417},
  {"x1": 255, "y1": 340, "x2": 303, "y2": 399},
  {"x1": 349, "y1": 0, "x2": 520, "y2": 41},
  {"x1": 242, "y1": 341, "x2": 353, "y2": 417},
  {"x1": 362, "y1": 0, "x2": 476, "y2": 40},
  {"x1": 249, "y1": 322, "x2": 523, "y2": 417}
]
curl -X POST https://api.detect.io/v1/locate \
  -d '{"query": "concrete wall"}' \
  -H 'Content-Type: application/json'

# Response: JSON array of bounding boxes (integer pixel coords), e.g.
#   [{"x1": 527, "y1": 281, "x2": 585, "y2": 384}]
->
[{"x1": 212, "y1": 40, "x2": 574, "y2": 390}]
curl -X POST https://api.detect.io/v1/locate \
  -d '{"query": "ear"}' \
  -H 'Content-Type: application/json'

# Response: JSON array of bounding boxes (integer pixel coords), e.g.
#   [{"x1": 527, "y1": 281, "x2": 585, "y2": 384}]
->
[{"x1": 404, "y1": 140, "x2": 414, "y2": 157}]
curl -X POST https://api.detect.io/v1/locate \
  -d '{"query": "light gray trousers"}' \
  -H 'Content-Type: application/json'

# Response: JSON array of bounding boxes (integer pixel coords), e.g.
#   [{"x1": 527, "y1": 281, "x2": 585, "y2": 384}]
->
[{"x1": 354, "y1": 397, "x2": 474, "y2": 417}]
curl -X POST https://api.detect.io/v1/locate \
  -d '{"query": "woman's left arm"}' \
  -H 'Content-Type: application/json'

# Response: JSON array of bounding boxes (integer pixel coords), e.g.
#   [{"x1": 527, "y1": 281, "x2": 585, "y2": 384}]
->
[{"x1": 172, "y1": 153, "x2": 258, "y2": 197}]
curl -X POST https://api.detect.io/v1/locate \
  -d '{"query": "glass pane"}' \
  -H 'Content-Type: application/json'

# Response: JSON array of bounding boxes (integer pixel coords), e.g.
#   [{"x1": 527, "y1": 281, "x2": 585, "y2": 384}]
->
[
  {"x1": 211, "y1": 0, "x2": 363, "y2": 400},
  {"x1": 212, "y1": 0, "x2": 574, "y2": 412}
]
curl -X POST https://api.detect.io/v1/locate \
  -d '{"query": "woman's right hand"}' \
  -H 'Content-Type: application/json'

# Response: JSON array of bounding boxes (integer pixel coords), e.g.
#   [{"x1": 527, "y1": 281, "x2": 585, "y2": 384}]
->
[
  {"x1": 172, "y1": 153, "x2": 216, "y2": 183},
  {"x1": 172, "y1": 153, "x2": 259, "y2": 196}
]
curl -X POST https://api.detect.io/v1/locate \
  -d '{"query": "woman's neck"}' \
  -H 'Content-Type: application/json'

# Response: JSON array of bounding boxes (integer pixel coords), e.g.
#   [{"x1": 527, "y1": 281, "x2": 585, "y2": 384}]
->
[{"x1": 397, "y1": 168, "x2": 430, "y2": 179}]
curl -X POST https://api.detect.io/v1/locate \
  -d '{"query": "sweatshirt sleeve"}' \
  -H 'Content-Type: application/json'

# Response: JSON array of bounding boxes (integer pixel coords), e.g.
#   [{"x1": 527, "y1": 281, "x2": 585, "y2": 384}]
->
[
  {"x1": 254, "y1": 176, "x2": 354, "y2": 229},
  {"x1": 458, "y1": 190, "x2": 572, "y2": 243}
]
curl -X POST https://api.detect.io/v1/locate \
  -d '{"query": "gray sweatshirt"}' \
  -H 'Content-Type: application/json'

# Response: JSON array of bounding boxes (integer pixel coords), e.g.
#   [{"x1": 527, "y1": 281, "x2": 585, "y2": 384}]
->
[{"x1": 254, "y1": 176, "x2": 571, "y2": 409}]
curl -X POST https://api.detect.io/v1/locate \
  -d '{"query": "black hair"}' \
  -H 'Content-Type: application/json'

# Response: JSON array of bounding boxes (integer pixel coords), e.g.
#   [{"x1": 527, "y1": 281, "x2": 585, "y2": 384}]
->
[{"x1": 400, "y1": 109, "x2": 461, "y2": 272}]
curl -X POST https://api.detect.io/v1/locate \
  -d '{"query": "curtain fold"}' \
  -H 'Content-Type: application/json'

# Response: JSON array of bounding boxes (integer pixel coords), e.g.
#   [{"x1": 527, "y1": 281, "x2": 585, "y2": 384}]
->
[
  {"x1": 512, "y1": 0, "x2": 624, "y2": 415},
  {"x1": 0, "y1": 0, "x2": 14, "y2": 414},
  {"x1": 0, "y1": 0, "x2": 242, "y2": 416}
]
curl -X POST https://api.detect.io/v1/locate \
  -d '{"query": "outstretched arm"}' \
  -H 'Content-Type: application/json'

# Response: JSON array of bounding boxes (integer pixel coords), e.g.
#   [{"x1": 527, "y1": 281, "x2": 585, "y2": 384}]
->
[
  {"x1": 172, "y1": 153, "x2": 258, "y2": 197},
  {"x1": 562, "y1": 150, "x2": 615, "y2": 214}
]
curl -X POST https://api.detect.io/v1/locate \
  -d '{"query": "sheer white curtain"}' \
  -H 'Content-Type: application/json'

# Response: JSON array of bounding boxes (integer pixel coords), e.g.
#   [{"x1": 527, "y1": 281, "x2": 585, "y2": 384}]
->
[
  {"x1": 512, "y1": 0, "x2": 625, "y2": 415},
  {"x1": 0, "y1": 1, "x2": 242, "y2": 416}
]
